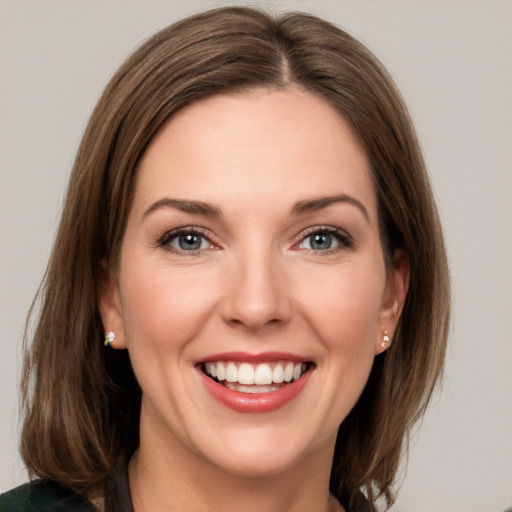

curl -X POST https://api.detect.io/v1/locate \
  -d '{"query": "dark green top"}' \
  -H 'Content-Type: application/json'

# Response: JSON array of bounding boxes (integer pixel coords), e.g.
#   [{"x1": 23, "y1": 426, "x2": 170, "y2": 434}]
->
[
  {"x1": 0, "y1": 480, "x2": 97, "y2": 512},
  {"x1": 0, "y1": 457, "x2": 133, "y2": 512}
]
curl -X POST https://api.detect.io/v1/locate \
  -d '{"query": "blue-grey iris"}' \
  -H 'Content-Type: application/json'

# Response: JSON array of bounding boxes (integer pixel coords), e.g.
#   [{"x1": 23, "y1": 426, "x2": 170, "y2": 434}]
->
[
  {"x1": 310, "y1": 233, "x2": 332, "y2": 250},
  {"x1": 179, "y1": 234, "x2": 202, "y2": 250}
]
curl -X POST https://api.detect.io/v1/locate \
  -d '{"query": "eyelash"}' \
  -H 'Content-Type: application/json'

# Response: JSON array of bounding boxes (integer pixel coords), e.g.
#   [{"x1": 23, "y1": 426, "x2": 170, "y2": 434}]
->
[
  {"x1": 157, "y1": 227, "x2": 217, "y2": 255},
  {"x1": 156, "y1": 225, "x2": 353, "y2": 255},
  {"x1": 294, "y1": 226, "x2": 354, "y2": 253}
]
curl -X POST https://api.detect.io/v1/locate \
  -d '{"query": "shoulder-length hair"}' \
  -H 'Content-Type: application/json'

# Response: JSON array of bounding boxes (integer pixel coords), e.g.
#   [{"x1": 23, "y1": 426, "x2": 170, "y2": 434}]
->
[{"x1": 21, "y1": 6, "x2": 450, "y2": 510}]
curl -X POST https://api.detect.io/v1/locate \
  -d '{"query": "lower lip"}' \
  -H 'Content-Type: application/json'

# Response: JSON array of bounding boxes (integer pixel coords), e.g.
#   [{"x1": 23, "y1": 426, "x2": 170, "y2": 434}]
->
[{"x1": 198, "y1": 368, "x2": 312, "y2": 414}]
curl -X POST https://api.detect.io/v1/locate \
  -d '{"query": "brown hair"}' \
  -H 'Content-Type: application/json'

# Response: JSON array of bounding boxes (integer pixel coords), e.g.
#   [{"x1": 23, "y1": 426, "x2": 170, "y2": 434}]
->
[{"x1": 21, "y1": 6, "x2": 450, "y2": 510}]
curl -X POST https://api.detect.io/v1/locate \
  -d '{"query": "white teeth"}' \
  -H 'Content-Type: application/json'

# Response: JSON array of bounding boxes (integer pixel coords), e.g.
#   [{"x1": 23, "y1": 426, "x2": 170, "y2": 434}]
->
[
  {"x1": 284, "y1": 362, "x2": 294, "y2": 382},
  {"x1": 238, "y1": 363, "x2": 254, "y2": 385},
  {"x1": 224, "y1": 382, "x2": 280, "y2": 394},
  {"x1": 204, "y1": 360, "x2": 308, "y2": 387},
  {"x1": 272, "y1": 364, "x2": 284, "y2": 383},
  {"x1": 254, "y1": 363, "x2": 273, "y2": 385},
  {"x1": 226, "y1": 362, "x2": 238, "y2": 383},
  {"x1": 216, "y1": 362, "x2": 226, "y2": 381}
]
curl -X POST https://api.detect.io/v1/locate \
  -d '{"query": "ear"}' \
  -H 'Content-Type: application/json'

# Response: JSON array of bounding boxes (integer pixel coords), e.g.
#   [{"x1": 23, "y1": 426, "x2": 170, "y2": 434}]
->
[
  {"x1": 97, "y1": 259, "x2": 127, "y2": 349},
  {"x1": 375, "y1": 250, "x2": 410, "y2": 355}
]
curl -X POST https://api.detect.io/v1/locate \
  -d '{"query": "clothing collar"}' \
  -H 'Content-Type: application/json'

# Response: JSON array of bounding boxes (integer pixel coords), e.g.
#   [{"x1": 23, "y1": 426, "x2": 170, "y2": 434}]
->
[{"x1": 104, "y1": 454, "x2": 134, "y2": 512}]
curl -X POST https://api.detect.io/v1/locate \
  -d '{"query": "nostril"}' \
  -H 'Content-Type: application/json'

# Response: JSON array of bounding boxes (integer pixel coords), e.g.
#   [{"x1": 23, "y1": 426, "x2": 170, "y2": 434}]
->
[{"x1": 220, "y1": 268, "x2": 292, "y2": 329}]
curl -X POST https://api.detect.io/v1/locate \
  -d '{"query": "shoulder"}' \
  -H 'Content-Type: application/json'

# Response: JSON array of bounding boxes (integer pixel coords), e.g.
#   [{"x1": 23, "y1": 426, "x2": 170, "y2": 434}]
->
[{"x1": 0, "y1": 480, "x2": 97, "y2": 512}]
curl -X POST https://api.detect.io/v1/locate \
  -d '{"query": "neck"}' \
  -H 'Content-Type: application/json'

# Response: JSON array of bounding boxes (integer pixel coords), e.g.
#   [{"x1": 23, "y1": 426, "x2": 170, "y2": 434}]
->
[{"x1": 128, "y1": 417, "x2": 343, "y2": 512}]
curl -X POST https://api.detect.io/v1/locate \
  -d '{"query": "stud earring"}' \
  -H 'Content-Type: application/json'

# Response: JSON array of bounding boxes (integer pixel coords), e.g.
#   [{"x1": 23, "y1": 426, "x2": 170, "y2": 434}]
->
[
  {"x1": 381, "y1": 331, "x2": 390, "y2": 348},
  {"x1": 104, "y1": 331, "x2": 116, "y2": 347}
]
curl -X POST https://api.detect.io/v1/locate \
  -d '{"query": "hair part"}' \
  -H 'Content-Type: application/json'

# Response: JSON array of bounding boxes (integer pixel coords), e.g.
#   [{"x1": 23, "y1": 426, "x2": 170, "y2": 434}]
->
[{"x1": 21, "y1": 6, "x2": 450, "y2": 510}]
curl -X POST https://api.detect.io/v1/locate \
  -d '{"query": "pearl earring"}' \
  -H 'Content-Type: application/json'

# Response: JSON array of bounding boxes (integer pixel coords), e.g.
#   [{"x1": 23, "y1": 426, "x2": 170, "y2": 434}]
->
[
  {"x1": 381, "y1": 331, "x2": 390, "y2": 348},
  {"x1": 104, "y1": 331, "x2": 116, "y2": 347}
]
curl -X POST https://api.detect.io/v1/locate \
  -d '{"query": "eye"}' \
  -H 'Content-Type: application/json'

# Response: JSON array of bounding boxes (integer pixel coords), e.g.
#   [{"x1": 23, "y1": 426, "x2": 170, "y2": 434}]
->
[
  {"x1": 297, "y1": 228, "x2": 352, "y2": 252},
  {"x1": 172, "y1": 233, "x2": 208, "y2": 251},
  {"x1": 301, "y1": 233, "x2": 335, "y2": 250},
  {"x1": 159, "y1": 229, "x2": 215, "y2": 253}
]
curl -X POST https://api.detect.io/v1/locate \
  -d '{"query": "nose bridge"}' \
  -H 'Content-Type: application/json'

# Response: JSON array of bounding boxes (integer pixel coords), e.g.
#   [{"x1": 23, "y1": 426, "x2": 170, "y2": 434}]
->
[{"x1": 222, "y1": 242, "x2": 291, "y2": 329}]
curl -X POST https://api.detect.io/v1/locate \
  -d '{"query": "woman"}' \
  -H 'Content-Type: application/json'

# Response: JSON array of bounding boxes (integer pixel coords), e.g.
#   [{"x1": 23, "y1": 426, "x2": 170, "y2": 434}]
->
[{"x1": 0, "y1": 6, "x2": 450, "y2": 512}]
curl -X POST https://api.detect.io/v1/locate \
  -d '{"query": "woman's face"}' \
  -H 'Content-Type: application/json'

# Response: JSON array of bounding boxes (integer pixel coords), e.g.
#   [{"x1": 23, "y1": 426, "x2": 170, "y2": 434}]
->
[{"x1": 100, "y1": 88, "x2": 407, "y2": 478}]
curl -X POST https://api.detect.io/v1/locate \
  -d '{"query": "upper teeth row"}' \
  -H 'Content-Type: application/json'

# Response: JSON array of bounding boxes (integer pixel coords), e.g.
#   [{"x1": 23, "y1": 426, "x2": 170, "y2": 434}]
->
[{"x1": 204, "y1": 361, "x2": 306, "y2": 386}]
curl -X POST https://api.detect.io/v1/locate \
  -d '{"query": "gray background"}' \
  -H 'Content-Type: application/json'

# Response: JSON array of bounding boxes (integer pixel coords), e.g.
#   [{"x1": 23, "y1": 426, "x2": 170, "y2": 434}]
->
[{"x1": 1, "y1": 1, "x2": 511, "y2": 510}]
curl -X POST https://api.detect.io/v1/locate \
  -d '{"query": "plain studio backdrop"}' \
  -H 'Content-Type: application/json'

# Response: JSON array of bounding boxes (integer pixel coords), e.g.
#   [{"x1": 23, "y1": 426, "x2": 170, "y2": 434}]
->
[{"x1": 1, "y1": 1, "x2": 511, "y2": 511}]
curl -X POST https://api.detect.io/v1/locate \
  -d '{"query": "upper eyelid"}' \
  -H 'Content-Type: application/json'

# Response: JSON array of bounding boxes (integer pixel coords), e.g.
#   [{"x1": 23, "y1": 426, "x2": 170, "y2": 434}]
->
[
  {"x1": 158, "y1": 226, "x2": 219, "y2": 246},
  {"x1": 296, "y1": 225, "x2": 352, "y2": 241}
]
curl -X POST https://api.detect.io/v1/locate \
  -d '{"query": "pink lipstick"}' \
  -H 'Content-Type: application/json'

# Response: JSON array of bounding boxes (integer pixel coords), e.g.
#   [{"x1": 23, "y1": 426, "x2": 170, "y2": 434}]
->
[{"x1": 196, "y1": 352, "x2": 314, "y2": 413}]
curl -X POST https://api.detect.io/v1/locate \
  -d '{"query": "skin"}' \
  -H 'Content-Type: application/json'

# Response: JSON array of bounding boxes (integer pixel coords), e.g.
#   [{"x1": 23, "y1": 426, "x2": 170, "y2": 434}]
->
[{"x1": 99, "y1": 87, "x2": 408, "y2": 512}]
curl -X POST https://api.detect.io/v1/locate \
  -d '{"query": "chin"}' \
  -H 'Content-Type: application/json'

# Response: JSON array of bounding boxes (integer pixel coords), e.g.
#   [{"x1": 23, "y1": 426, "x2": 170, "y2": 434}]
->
[
  {"x1": 188, "y1": 421, "x2": 329, "y2": 480},
  {"x1": 208, "y1": 447, "x2": 306, "y2": 479}
]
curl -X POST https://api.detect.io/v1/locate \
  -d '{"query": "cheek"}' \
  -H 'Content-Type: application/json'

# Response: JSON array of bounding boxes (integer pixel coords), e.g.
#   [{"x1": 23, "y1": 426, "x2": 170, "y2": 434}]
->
[
  {"x1": 119, "y1": 258, "x2": 219, "y2": 355},
  {"x1": 313, "y1": 263, "x2": 386, "y2": 405},
  {"x1": 296, "y1": 263, "x2": 386, "y2": 347}
]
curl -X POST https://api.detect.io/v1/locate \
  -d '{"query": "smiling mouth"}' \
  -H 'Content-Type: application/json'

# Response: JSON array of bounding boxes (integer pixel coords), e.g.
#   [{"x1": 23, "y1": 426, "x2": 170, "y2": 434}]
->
[{"x1": 201, "y1": 361, "x2": 311, "y2": 394}]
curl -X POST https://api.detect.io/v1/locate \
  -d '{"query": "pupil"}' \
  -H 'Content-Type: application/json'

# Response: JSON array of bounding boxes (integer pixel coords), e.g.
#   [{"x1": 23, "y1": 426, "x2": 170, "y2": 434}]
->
[
  {"x1": 179, "y1": 234, "x2": 201, "y2": 250},
  {"x1": 311, "y1": 233, "x2": 331, "y2": 250}
]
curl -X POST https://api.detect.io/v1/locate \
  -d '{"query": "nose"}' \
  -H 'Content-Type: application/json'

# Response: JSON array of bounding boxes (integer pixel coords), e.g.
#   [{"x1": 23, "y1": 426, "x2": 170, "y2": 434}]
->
[{"x1": 221, "y1": 250, "x2": 292, "y2": 331}]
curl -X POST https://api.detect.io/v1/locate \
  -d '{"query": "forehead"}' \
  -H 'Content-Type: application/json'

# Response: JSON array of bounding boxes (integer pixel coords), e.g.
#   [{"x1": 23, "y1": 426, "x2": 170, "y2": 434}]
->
[{"x1": 135, "y1": 87, "x2": 377, "y2": 220}]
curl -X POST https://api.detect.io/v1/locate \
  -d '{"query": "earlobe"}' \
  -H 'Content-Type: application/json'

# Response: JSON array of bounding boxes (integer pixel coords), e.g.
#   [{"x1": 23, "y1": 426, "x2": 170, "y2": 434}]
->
[
  {"x1": 97, "y1": 260, "x2": 126, "y2": 349},
  {"x1": 375, "y1": 250, "x2": 410, "y2": 354}
]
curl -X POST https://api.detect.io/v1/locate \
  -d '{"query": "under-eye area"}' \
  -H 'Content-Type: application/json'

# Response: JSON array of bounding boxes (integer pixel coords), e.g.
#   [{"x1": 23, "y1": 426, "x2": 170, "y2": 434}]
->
[{"x1": 199, "y1": 361, "x2": 314, "y2": 394}]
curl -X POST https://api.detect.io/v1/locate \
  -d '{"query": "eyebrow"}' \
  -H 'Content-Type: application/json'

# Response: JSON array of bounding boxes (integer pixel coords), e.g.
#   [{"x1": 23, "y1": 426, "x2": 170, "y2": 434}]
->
[
  {"x1": 290, "y1": 194, "x2": 369, "y2": 221},
  {"x1": 142, "y1": 194, "x2": 369, "y2": 221},
  {"x1": 143, "y1": 198, "x2": 223, "y2": 218}
]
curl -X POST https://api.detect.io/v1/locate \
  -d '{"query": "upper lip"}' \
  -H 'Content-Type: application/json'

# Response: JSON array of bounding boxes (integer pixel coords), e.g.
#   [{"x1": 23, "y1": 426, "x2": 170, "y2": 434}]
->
[{"x1": 196, "y1": 351, "x2": 312, "y2": 365}]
